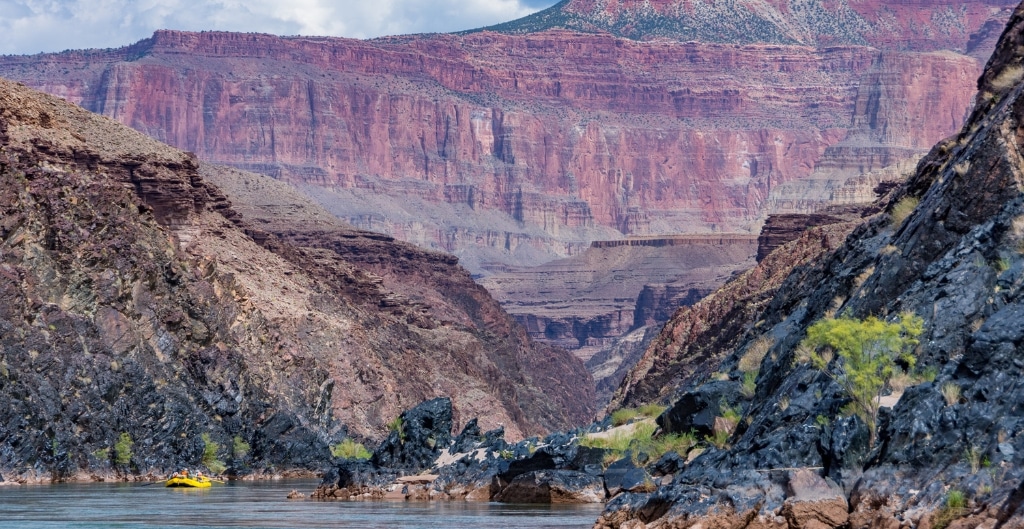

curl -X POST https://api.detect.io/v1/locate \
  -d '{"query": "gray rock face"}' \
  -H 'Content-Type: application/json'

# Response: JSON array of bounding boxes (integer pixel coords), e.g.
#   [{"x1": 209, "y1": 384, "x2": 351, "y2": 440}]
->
[{"x1": 597, "y1": 4, "x2": 1024, "y2": 527}]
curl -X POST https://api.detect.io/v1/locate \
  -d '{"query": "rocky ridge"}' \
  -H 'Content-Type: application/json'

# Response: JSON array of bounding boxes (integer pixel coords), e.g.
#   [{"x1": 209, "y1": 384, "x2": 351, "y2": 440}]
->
[
  {"x1": 481, "y1": 0, "x2": 1014, "y2": 58},
  {"x1": 0, "y1": 78, "x2": 593, "y2": 483},
  {"x1": 593, "y1": 2, "x2": 1024, "y2": 527},
  {"x1": 481, "y1": 235, "x2": 758, "y2": 357}
]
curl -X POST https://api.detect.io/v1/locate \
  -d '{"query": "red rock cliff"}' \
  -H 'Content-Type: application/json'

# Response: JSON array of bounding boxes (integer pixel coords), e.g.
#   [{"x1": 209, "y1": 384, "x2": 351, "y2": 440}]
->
[{"x1": 0, "y1": 26, "x2": 991, "y2": 273}]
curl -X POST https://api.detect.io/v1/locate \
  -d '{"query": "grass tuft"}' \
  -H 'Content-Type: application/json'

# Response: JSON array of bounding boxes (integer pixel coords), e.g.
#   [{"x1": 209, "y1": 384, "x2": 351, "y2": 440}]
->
[
  {"x1": 942, "y1": 382, "x2": 961, "y2": 406},
  {"x1": 331, "y1": 438, "x2": 372, "y2": 460},
  {"x1": 890, "y1": 196, "x2": 920, "y2": 227}
]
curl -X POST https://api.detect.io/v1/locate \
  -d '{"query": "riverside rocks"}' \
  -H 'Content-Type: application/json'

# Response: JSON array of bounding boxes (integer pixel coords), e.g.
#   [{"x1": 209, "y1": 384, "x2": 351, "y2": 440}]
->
[
  {"x1": 494, "y1": 470, "x2": 606, "y2": 503},
  {"x1": 314, "y1": 397, "x2": 620, "y2": 503}
]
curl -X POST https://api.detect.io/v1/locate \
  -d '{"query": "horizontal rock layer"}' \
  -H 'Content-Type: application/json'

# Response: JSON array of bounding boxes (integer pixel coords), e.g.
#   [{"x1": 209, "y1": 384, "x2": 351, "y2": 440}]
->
[{"x1": 0, "y1": 23, "x2": 992, "y2": 273}]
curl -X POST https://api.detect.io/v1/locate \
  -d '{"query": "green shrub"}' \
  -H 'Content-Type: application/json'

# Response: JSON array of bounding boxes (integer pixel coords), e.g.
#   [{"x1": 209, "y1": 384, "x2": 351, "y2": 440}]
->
[
  {"x1": 331, "y1": 439, "x2": 372, "y2": 460},
  {"x1": 113, "y1": 433, "x2": 133, "y2": 466},
  {"x1": 610, "y1": 404, "x2": 666, "y2": 427},
  {"x1": 201, "y1": 433, "x2": 227, "y2": 475},
  {"x1": 387, "y1": 417, "x2": 406, "y2": 442},
  {"x1": 706, "y1": 429, "x2": 730, "y2": 449},
  {"x1": 800, "y1": 312, "x2": 924, "y2": 445},
  {"x1": 964, "y1": 446, "x2": 983, "y2": 473},
  {"x1": 637, "y1": 403, "x2": 667, "y2": 418},
  {"x1": 232, "y1": 436, "x2": 250, "y2": 460},
  {"x1": 720, "y1": 403, "x2": 742, "y2": 424},
  {"x1": 918, "y1": 365, "x2": 938, "y2": 383},
  {"x1": 580, "y1": 421, "x2": 695, "y2": 466}
]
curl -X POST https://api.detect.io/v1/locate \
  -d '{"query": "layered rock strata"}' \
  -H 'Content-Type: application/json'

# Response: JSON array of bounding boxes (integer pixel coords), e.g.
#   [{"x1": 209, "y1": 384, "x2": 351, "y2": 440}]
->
[
  {"x1": 480, "y1": 236, "x2": 757, "y2": 361},
  {"x1": 0, "y1": 9, "x2": 997, "y2": 273},
  {"x1": 0, "y1": 78, "x2": 593, "y2": 482}
]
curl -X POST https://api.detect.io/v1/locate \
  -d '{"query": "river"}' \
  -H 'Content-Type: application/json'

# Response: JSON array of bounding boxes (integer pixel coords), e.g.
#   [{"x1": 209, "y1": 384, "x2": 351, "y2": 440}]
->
[{"x1": 0, "y1": 479, "x2": 604, "y2": 528}]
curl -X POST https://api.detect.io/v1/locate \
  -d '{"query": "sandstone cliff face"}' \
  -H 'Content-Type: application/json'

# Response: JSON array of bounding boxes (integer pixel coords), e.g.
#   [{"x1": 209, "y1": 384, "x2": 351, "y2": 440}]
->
[
  {"x1": 0, "y1": 19, "x2": 992, "y2": 274},
  {"x1": 598, "y1": 3, "x2": 1024, "y2": 526},
  {"x1": 0, "y1": 78, "x2": 593, "y2": 482}
]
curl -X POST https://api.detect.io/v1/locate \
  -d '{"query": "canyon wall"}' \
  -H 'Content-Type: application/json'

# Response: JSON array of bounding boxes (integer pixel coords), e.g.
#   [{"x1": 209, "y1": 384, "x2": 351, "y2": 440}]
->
[
  {"x1": 0, "y1": 13, "x2": 995, "y2": 273},
  {"x1": 0, "y1": 78, "x2": 594, "y2": 482}
]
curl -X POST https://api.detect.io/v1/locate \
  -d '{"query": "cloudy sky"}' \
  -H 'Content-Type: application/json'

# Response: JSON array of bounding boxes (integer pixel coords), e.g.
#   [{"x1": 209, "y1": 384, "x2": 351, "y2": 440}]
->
[{"x1": 0, "y1": 0, "x2": 559, "y2": 55}]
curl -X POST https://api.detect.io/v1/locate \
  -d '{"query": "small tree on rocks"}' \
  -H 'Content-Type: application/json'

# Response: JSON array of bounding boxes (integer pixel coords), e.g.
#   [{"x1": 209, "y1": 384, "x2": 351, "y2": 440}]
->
[{"x1": 799, "y1": 312, "x2": 924, "y2": 445}]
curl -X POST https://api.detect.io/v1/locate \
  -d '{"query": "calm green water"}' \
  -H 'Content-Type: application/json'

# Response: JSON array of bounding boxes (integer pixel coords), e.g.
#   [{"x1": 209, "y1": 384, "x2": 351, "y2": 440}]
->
[{"x1": 0, "y1": 480, "x2": 603, "y2": 528}]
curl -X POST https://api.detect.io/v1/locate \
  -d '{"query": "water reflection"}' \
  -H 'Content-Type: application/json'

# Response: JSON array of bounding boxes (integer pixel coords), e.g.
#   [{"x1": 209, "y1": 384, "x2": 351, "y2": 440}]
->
[{"x1": 0, "y1": 480, "x2": 603, "y2": 528}]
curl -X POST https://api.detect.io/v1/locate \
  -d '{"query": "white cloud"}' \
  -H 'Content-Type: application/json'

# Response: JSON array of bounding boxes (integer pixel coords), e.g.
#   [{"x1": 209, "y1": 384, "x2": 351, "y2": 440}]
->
[{"x1": 0, "y1": 0, "x2": 557, "y2": 55}]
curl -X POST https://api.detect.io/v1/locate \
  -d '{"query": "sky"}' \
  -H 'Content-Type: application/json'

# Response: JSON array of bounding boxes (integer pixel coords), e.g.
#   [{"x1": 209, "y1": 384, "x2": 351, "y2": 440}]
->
[{"x1": 0, "y1": 0, "x2": 560, "y2": 55}]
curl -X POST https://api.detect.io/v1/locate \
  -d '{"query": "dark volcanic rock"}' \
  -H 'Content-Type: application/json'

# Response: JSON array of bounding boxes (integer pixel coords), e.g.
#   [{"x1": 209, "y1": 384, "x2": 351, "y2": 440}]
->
[
  {"x1": 371, "y1": 398, "x2": 453, "y2": 473},
  {"x1": 657, "y1": 381, "x2": 742, "y2": 438},
  {"x1": 494, "y1": 469, "x2": 605, "y2": 504},
  {"x1": 597, "y1": 3, "x2": 1024, "y2": 527}
]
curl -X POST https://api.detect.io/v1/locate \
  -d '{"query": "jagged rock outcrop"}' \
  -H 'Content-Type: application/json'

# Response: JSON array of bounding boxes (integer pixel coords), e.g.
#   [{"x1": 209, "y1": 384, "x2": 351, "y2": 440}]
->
[
  {"x1": 608, "y1": 218, "x2": 861, "y2": 410},
  {"x1": 315, "y1": 397, "x2": 615, "y2": 503},
  {"x1": 0, "y1": 4, "x2": 999, "y2": 274},
  {"x1": 0, "y1": 78, "x2": 594, "y2": 483},
  {"x1": 596, "y1": 2, "x2": 1024, "y2": 527}
]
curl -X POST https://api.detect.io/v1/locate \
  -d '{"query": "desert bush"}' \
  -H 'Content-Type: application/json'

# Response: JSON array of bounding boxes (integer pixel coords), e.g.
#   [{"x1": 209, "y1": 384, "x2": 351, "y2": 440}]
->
[
  {"x1": 610, "y1": 404, "x2": 666, "y2": 426},
  {"x1": 991, "y1": 64, "x2": 1024, "y2": 90},
  {"x1": 580, "y1": 421, "x2": 695, "y2": 465},
  {"x1": 387, "y1": 416, "x2": 406, "y2": 442},
  {"x1": 201, "y1": 433, "x2": 227, "y2": 474},
  {"x1": 113, "y1": 433, "x2": 133, "y2": 466},
  {"x1": 932, "y1": 490, "x2": 968, "y2": 529},
  {"x1": 741, "y1": 370, "x2": 758, "y2": 399},
  {"x1": 738, "y1": 336, "x2": 773, "y2": 373},
  {"x1": 610, "y1": 408, "x2": 641, "y2": 426},
  {"x1": 942, "y1": 382, "x2": 962, "y2": 406},
  {"x1": 890, "y1": 196, "x2": 920, "y2": 227},
  {"x1": 800, "y1": 312, "x2": 924, "y2": 445},
  {"x1": 637, "y1": 403, "x2": 667, "y2": 418}
]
